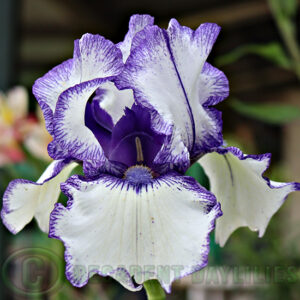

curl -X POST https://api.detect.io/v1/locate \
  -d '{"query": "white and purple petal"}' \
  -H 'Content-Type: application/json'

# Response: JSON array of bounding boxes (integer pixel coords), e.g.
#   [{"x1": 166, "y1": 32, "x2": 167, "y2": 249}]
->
[
  {"x1": 49, "y1": 173, "x2": 221, "y2": 292},
  {"x1": 116, "y1": 19, "x2": 228, "y2": 170},
  {"x1": 53, "y1": 79, "x2": 109, "y2": 163},
  {"x1": 199, "y1": 147, "x2": 300, "y2": 246},
  {"x1": 1, "y1": 159, "x2": 78, "y2": 234},
  {"x1": 33, "y1": 34, "x2": 123, "y2": 135},
  {"x1": 117, "y1": 14, "x2": 154, "y2": 62}
]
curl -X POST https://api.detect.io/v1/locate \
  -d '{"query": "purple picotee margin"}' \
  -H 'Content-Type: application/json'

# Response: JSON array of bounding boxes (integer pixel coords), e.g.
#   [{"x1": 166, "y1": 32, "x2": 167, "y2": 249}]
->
[
  {"x1": 217, "y1": 146, "x2": 300, "y2": 196},
  {"x1": 48, "y1": 172, "x2": 222, "y2": 293},
  {"x1": 210, "y1": 146, "x2": 300, "y2": 238}
]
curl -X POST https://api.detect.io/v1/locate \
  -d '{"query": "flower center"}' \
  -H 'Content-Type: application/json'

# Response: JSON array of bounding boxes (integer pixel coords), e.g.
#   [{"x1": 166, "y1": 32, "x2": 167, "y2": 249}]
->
[
  {"x1": 123, "y1": 136, "x2": 154, "y2": 184},
  {"x1": 124, "y1": 165, "x2": 153, "y2": 184}
]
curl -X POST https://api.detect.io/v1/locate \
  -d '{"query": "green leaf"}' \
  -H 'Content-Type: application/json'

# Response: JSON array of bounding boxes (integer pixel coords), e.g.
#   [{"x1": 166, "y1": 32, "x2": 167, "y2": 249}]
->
[
  {"x1": 230, "y1": 99, "x2": 300, "y2": 124},
  {"x1": 269, "y1": 0, "x2": 298, "y2": 19},
  {"x1": 216, "y1": 42, "x2": 292, "y2": 69},
  {"x1": 185, "y1": 163, "x2": 210, "y2": 190}
]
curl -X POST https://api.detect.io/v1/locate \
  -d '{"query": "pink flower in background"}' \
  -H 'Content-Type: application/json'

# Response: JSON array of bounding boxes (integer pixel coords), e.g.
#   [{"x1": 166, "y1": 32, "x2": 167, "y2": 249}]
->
[{"x1": 0, "y1": 86, "x2": 52, "y2": 166}]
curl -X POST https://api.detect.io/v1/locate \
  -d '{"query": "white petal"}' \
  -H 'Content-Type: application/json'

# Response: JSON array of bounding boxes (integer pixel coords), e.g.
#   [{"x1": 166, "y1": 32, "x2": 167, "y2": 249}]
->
[
  {"x1": 49, "y1": 173, "x2": 221, "y2": 292},
  {"x1": 1, "y1": 160, "x2": 77, "y2": 234},
  {"x1": 96, "y1": 81, "x2": 134, "y2": 125},
  {"x1": 199, "y1": 147, "x2": 300, "y2": 246}
]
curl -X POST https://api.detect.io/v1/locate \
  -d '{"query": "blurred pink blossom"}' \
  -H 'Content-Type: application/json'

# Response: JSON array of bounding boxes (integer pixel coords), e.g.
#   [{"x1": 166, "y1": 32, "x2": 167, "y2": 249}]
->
[{"x1": 0, "y1": 86, "x2": 52, "y2": 166}]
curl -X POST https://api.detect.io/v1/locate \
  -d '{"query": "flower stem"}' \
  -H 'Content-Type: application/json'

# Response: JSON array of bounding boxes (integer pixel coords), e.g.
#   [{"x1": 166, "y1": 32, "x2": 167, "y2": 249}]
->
[{"x1": 143, "y1": 280, "x2": 166, "y2": 300}]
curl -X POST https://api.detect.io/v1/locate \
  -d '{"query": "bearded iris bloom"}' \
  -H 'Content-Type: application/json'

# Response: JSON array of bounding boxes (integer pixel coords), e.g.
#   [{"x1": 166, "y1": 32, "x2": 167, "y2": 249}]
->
[{"x1": 1, "y1": 14, "x2": 300, "y2": 293}]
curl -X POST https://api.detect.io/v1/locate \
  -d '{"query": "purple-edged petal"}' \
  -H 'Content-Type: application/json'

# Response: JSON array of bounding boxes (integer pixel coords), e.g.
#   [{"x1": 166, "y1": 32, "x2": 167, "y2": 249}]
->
[
  {"x1": 117, "y1": 14, "x2": 154, "y2": 62},
  {"x1": 33, "y1": 59, "x2": 76, "y2": 134},
  {"x1": 1, "y1": 159, "x2": 78, "y2": 234},
  {"x1": 116, "y1": 19, "x2": 228, "y2": 169},
  {"x1": 49, "y1": 173, "x2": 221, "y2": 292},
  {"x1": 33, "y1": 34, "x2": 123, "y2": 135},
  {"x1": 53, "y1": 79, "x2": 108, "y2": 162},
  {"x1": 73, "y1": 33, "x2": 123, "y2": 82},
  {"x1": 199, "y1": 147, "x2": 300, "y2": 247}
]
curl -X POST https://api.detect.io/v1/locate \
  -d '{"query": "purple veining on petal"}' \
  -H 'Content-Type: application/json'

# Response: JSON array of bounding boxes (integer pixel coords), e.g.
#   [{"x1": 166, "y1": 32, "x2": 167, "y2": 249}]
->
[
  {"x1": 53, "y1": 79, "x2": 108, "y2": 162},
  {"x1": 162, "y1": 29, "x2": 196, "y2": 151},
  {"x1": 191, "y1": 107, "x2": 223, "y2": 158},
  {"x1": 32, "y1": 59, "x2": 75, "y2": 135},
  {"x1": 115, "y1": 19, "x2": 228, "y2": 171},
  {"x1": 201, "y1": 62, "x2": 229, "y2": 107},
  {"x1": 83, "y1": 159, "x2": 126, "y2": 179},
  {"x1": 117, "y1": 14, "x2": 155, "y2": 62}
]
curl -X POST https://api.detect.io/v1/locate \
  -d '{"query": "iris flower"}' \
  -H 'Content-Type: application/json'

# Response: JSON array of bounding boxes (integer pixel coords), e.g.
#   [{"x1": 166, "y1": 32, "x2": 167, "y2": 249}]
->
[{"x1": 2, "y1": 14, "x2": 299, "y2": 294}]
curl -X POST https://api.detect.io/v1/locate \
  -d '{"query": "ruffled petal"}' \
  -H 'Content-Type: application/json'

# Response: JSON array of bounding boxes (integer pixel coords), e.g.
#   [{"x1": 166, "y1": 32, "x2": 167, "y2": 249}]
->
[
  {"x1": 116, "y1": 19, "x2": 228, "y2": 170},
  {"x1": 117, "y1": 14, "x2": 154, "y2": 62},
  {"x1": 33, "y1": 34, "x2": 123, "y2": 134},
  {"x1": 199, "y1": 147, "x2": 300, "y2": 247},
  {"x1": 49, "y1": 173, "x2": 221, "y2": 292},
  {"x1": 1, "y1": 159, "x2": 78, "y2": 234}
]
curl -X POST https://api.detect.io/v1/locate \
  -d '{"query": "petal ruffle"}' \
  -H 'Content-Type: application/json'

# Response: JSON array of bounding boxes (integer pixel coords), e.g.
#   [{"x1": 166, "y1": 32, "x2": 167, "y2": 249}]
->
[
  {"x1": 116, "y1": 19, "x2": 228, "y2": 170},
  {"x1": 49, "y1": 173, "x2": 221, "y2": 292},
  {"x1": 1, "y1": 159, "x2": 78, "y2": 234},
  {"x1": 33, "y1": 34, "x2": 123, "y2": 135},
  {"x1": 117, "y1": 14, "x2": 154, "y2": 62},
  {"x1": 198, "y1": 147, "x2": 300, "y2": 247}
]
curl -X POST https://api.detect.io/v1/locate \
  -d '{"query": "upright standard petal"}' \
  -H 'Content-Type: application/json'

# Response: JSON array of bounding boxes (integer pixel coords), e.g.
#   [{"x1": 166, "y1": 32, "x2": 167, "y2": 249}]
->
[
  {"x1": 117, "y1": 14, "x2": 154, "y2": 62},
  {"x1": 49, "y1": 173, "x2": 221, "y2": 292},
  {"x1": 199, "y1": 147, "x2": 300, "y2": 247},
  {"x1": 1, "y1": 159, "x2": 78, "y2": 234},
  {"x1": 116, "y1": 19, "x2": 228, "y2": 170},
  {"x1": 33, "y1": 34, "x2": 123, "y2": 135},
  {"x1": 53, "y1": 79, "x2": 109, "y2": 162}
]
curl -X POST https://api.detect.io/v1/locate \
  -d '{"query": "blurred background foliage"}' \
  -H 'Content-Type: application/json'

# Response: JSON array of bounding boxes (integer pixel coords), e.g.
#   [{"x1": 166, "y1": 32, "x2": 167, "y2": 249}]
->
[{"x1": 0, "y1": 0, "x2": 300, "y2": 299}]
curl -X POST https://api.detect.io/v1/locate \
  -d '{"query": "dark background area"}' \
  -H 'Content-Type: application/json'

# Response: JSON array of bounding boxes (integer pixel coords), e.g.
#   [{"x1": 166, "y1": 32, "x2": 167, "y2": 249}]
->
[{"x1": 1, "y1": 0, "x2": 300, "y2": 299}]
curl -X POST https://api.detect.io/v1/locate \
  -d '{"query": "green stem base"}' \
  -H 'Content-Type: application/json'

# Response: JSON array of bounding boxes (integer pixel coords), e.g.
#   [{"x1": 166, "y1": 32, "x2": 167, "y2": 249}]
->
[{"x1": 143, "y1": 280, "x2": 166, "y2": 300}]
